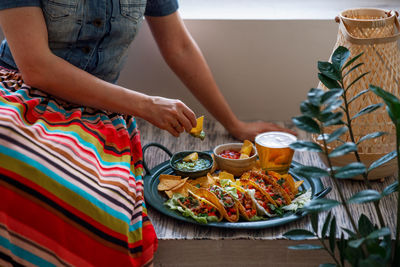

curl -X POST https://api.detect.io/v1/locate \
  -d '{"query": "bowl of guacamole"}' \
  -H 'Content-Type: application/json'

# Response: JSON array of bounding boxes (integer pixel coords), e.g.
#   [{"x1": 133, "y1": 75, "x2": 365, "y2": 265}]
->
[{"x1": 170, "y1": 151, "x2": 213, "y2": 179}]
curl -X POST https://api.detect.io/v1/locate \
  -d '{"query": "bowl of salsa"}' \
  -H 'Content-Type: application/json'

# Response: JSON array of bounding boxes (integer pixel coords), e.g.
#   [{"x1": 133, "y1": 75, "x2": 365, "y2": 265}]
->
[
  {"x1": 170, "y1": 151, "x2": 214, "y2": 179},
  {"x1": 213, "y1": 143, "x2": 257, "y2": 176}
]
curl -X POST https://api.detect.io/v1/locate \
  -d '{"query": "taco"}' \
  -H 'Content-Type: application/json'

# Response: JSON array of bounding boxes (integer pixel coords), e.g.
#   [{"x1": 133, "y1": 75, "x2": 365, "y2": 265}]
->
[
  {"x1": 267, "y1": 171, "x2": 297, "y2": 199},
  {"x1": 229, "y1": 184, "x2": 258, "y2": 221},
  {"x1": 196, "y1": 185, "x2": 239, "y2": 222},
  {"x1": 237, "y1": 179, "x2": 277, "y2": 217},
  {"x1": 246, "y1": 170, "x2": 292, "y2": 206},
  {"x1": 165, "y1": 190, "x2": 223, "y2": 224}
]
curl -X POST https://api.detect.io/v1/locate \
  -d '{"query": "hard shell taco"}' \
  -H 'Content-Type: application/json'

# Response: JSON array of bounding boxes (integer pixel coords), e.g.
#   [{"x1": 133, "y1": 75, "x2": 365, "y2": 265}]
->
[
  {"x1": 164, "y1": 190, "x2": 223, "y2": 224},
  {"x1": 266, "y1": 171, "x2": 297, "y2": 199},
  {"x1": 246, "y1": 170, "x2": 292, "y2": 206},
  {"x1": 197, "y1": 185, "x2": 240, "y2": 222},
  {"x1": 237, "y1": 179, "x2": 277, "y2": 217},
  {"x1": 229, "y1": 184, "x2": 258, "y2": 221}
]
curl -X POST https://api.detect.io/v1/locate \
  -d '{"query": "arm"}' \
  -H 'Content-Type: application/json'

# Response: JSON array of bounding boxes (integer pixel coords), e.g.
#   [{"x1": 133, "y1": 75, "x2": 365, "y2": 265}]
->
[
  {"x1": 0, "y1": 7, "x2": 196, "y2": 137},
  {"x1": 146, "y1": 12, "x2": 296, "y2": 141}
]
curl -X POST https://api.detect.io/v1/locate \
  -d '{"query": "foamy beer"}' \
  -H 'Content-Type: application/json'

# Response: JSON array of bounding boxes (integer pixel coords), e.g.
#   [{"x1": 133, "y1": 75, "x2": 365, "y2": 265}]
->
[{"x1": 255, "y1": 132, "x2": 297, "y2": 174}]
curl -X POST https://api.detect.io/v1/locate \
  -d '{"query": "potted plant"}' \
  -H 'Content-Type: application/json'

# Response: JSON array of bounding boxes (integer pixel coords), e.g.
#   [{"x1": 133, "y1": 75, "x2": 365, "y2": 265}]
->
[{"x1": 283, "y1": 46, "x2": 399, "y2": 266}]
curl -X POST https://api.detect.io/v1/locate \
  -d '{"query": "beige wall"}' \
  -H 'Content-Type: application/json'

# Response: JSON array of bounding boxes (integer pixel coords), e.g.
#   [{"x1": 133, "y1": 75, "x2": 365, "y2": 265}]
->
[
  {"x1": 0, "y1": 19, "x2": 340, "y2": 122},
  {"x1": 118, "y1": 19, "x2": 338, "y2": 122}
]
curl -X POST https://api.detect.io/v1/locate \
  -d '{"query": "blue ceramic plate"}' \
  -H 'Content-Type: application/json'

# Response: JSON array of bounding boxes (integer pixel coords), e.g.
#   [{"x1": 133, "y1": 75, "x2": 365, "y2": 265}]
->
[{"x1": 143, "y1": 150, "x2": 330, "y2": 229}]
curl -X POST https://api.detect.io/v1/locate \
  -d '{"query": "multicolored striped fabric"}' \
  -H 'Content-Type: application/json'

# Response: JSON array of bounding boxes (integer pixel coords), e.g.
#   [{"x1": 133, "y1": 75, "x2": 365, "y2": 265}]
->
[{"x1": 0, "y1": 68, "x2": 157, "y2": 266}]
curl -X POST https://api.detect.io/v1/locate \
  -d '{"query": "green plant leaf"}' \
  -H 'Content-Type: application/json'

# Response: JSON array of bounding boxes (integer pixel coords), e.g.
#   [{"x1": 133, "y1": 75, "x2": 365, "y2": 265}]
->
[
  {"x1": 300, "y1": 101, "x2": 320, "y2": 118},
  {"x1": 369, "y1": 85, "x2": 400, "y2": 126},
  {"x1": 283, "y1": 229, "x2": 315, "y2": 240},
  {"x1": 382, "y1": 181, "x2": 398, "y2": 196},
  {"x1": 342, "y1": 51, "x2": 364, "y2": 70},
  {"x1": 345, "y1": 72, "x2": 370, "y2": 91},
  {"x1": 351, "y1": 103, "x2": 384, "y2": 120},
  {"x1": 292, "y1": 116, "x2": 321, "y2": 133},
  {"x1": 319, "y1": 264, "x2": 336, "y2": 267},
  {"x1": 367, "y1": 227, "x2": 391, "y2": 239},
  {"x1": 342, "y1": 228, "x2": 357, "y2": 238},
  {"x1": 311, "y1": 213, "x2": 319, "y2": 234},
  {"x1": 349, "y1": 89, "x2": 369, "y2": 104},
  {"x1": 329, "y1": 142, "x2": 357, "y2": 158},
  {"x1": 308, "y1": 88, "x2": 325, "y2": 106},
  {"x1": 368, "y1": 150, "x2": 397, "y2": 172},
  {"x1": 288, "y1": 244, "x2": 323, "y2": 250},
  {"x1": 320, "y1": 111, "x2": 344, "y2": 127},
  {"x1": 328, "y1": 142, "x2": 357, "y2": 158},
  {"x1": 347, "y1": 190, "x2": 382, "y2": 204},
  {"x1": 290, "y1": 141, "x2": 323, "y2": 152},
  {"x1": 323, "y1": 99, "x2": 343, "y2": 112},
  {"x1": 332, "y1": 46, "x2": 350, "y2": 70},
  {"x1": 327, "y1": 126, "x2": 348, "y2": 143},
  {"x1": 369, "y1": 85, "x2": 400, "y2": 105},
  {"x1": 318, "y1": 73, "x2": 341, "y2": 89},
  {"x1": 349, "y1": 237, "x2": 366, "y2": 248},
  {"x1": 303, "y1": 198, "x2": 340, "y2": 213},
  {"x1": 338, "y1": 233, "x2": 346, "y2": 266},
  {"x1": 343, "y1": 62, "x2": 364, "y2": 78},
  {"x1": 321, "y1": 88, "x2": 343, "y2": 106},
  {"x1": 318, "y1": 61, "x2": 341, "y2": 80},
  {"x1": 335, "y1": 162, "x2": 366, "y2": 178},
  {"x1": 345, "y1": 246, "x2": 364, "y2": 266},
  {"x1": 359, "y1": 214, "x2": 375, "y2": 236},
  {"x1": 329, "y1": 216, "x2": 336, "y2": 252},
  {"x1": 359, "y1": 258, "x2": 386, "y2": 267},
  {"x1": 357, "y1": 131, "x2": 386, "y2": 145},
  {"x1": 292, "y1": 165, "x2": 329, "y2": 178},
  {"x1": 365, "y1": 243, "x2": 388, "y2": 262},
  {"x1": 321, "y1": 211, "x2": 332, "y2": 238}
]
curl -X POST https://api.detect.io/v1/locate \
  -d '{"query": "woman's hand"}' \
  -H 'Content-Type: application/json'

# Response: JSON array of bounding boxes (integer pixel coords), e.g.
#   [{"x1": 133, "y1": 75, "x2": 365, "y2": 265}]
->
[
  {"x1": 142, "y1": 96, "x2": 197, "y2": 137},
  {"x1": 228, "y1": 120, "x2": 297, "y2": 142}
]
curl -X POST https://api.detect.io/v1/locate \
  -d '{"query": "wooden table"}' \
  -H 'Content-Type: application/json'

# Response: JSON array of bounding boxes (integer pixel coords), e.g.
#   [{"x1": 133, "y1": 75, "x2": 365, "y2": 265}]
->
[{"x1": 137, "y1": 118, "x2": 397, "y2": 267}]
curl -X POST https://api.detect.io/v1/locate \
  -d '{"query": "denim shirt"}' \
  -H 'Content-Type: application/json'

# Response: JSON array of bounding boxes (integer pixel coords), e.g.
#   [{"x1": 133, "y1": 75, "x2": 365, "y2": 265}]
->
[{"x1": 0, "y1": 0, "x2": 178, "y2": 83}]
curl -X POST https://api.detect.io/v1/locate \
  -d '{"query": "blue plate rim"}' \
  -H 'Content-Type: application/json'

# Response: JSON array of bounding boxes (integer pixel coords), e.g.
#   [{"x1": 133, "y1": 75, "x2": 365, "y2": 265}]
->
[{"x1": 143, "y1": 151, "x2": 327, "y2": 229}]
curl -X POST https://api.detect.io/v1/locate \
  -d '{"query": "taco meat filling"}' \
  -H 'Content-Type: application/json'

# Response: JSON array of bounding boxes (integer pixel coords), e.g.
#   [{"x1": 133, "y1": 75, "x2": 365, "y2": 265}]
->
[
  {"x1": 249, "y1": 174, "x2": 287, "y2": 206},
  {"x1": 236, "y1": 190, "x2": 256, "y2": 217},
  {"x1": 209, "y1": 185, "x2": 237, "y2": 219},
  {"x1": 250, "y1": 186, "x2": 272, "y2": 213},
  {"x1": 179, "y1": 196, "x2": 218, "y2": 217}
]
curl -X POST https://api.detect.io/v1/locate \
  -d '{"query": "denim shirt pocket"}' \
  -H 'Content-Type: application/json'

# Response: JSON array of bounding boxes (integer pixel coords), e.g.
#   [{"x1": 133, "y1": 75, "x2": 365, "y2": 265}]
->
[
  {"x1": 41, "y1": 0, "x2": 81, "y2": 45},
  {"x1": 120, "y1": 0, "x2": 146, "y2": 22},
  {"x1": 42, "y1": 0, "x2": 78, "y2": 20}
]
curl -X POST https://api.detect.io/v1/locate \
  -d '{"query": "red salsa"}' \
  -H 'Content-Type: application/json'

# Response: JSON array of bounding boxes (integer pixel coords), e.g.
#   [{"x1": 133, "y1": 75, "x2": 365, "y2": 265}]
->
[{"x1": 219, "y1": 149, "x2": 241, "y2": 159}]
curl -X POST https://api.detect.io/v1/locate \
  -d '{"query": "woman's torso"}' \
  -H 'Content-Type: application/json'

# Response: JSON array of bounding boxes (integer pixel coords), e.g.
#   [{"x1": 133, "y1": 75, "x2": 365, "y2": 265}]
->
[{"x1": 0, "y1": 0, "x2": 147, "y2": 83}]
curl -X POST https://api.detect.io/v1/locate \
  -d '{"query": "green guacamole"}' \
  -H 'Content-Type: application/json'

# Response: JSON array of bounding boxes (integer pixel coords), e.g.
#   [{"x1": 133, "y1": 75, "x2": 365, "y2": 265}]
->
[{"x1": 175, "y1": 158, "x2": 210, "y2": 172}]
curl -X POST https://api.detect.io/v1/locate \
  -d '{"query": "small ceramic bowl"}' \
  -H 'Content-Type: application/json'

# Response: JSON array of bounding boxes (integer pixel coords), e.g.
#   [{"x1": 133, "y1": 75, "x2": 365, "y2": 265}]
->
[
  {"x1": 213, "y1": 143, "x2": 257, "y2": 176},
  {"x1": 170, "y1": 151, "x2": 214, "y2": 179}
]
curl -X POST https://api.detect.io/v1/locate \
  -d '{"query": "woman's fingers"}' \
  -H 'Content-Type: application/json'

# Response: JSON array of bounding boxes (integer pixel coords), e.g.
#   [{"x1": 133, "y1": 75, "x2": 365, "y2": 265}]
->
[
  {"x1": 181, "y1": 104, "x2": 197, "y2": 129},
  {"x1": 165, "y1": 124, "x2": 180, "y2": 137}
]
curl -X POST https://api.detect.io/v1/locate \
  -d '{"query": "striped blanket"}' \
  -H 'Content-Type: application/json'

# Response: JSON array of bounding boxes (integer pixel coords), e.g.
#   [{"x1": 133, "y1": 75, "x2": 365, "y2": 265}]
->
[{"x1": 0, "y1": 68, "x2": 157, "y2": 266}]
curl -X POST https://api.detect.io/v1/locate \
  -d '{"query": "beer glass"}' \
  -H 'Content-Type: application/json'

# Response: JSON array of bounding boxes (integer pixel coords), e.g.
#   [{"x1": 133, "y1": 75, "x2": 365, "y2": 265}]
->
[{"x1": 255, "y1": 132, "x2": 297, "y2": 174}]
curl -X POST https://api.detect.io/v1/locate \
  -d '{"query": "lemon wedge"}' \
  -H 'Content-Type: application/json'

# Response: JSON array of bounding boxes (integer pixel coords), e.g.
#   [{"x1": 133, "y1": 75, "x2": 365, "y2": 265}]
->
[
  {"x1": 183, "y1": 152, "x2": 198, "y2": 162},
  {"x1": 189, "y1": 116, "x2": 206, "y2": 140}
]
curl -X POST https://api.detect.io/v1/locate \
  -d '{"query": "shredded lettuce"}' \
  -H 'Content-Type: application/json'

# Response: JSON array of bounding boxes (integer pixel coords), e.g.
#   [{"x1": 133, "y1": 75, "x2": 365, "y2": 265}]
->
[
  {"x1": 218, "y1": 179, "x2": 239, "y2": 200},
  {"x1": 164, "y1": 193, "x2": 218, "y2": 224},
  {"x1": 282, "y1": 188, "x2": 312, "y2": 212},
  {"x1": 246, "y1": 189, "x2": 274, "y2": 217},
  {"x1": 219, "y1": 179, "x2": 233, "y2": 187}
]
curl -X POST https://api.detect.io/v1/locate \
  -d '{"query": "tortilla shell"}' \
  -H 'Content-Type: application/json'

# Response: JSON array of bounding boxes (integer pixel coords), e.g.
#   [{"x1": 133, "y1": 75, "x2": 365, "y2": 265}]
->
[
  {"x1": 195, "y1": 188, "x2": 239, "y2": 222},
  {"x1": 237, "y1": 179, "x2": 277, "y2": 207},
  {"x1": 158, "y1": 176, "x2": 184, "y2": 191},
  {"x1": 230, "y1": 184, "x2": 257, "y2": 221},
  {"x1": 188, "y1": 190, "x2": 223, "y2": 222}
]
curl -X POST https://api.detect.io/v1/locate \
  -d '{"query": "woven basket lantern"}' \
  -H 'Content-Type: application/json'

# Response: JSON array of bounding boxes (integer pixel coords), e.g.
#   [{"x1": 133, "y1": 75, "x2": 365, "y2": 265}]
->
[{"x1": 316, "y1": 8, "x2": 400, "y2": 180}]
